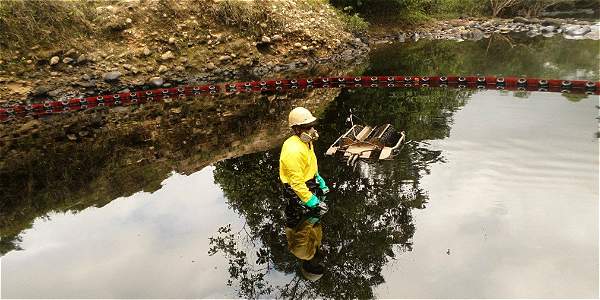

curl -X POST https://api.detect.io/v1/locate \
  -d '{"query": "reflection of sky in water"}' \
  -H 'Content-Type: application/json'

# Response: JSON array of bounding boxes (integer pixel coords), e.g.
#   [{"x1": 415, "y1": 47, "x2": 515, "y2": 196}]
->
[
  {"x1": 375, "y1": 91, "x2": 598, "y2": 298},
  {"x1": 2, "y1": 168, "x2": 244, "y2": 298}
]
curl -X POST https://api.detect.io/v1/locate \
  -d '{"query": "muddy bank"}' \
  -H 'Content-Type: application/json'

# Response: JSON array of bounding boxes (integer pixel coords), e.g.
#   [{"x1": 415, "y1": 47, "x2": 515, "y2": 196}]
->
[{"x1": 0, "y1": 0, "x2": 368, "y2": 104}]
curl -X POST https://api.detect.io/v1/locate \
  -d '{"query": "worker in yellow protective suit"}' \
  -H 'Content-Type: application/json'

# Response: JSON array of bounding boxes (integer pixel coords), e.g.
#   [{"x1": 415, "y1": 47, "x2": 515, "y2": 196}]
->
[{"x1": 280, "y1": 107, "x2": 330, "y2": 210}]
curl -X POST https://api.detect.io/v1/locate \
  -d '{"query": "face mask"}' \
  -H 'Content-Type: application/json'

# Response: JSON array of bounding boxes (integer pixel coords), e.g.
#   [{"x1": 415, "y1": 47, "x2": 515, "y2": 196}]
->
[{"x1": 300, "y1": 128, "x2": 319, "y2": 143}]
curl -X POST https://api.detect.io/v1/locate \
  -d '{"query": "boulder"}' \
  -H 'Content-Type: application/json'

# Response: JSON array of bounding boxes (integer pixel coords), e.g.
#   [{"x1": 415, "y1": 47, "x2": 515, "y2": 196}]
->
[{"x1": 564, "y1": 25, "x2": 591, "y2": 36}]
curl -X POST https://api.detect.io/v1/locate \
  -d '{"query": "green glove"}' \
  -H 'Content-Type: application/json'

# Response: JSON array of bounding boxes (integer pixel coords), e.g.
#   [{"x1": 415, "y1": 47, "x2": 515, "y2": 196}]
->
[
  {"x1": 315, "y1": 173, "x2": 329, "y2": 194},
  {"x1": 305, "y1": 194, "x2": 320, "y2": 208}
]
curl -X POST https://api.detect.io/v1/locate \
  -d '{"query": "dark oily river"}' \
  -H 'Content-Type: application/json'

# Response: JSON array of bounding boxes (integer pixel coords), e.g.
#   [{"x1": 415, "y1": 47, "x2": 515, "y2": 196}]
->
[{"x1": 1, "y1": 34, "x2": 598, "y2": 298}]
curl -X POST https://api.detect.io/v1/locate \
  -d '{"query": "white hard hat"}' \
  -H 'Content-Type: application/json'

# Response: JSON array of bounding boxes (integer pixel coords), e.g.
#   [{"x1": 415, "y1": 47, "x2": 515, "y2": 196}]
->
[{"x1": 288, "y1": 107, "x2": 317, "y2": 128}]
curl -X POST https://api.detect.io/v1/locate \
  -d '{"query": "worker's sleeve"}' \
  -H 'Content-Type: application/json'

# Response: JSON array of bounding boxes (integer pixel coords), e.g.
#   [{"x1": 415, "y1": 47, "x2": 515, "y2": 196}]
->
[{"x1": 282, "y1": 151, "x2": 313, "y2": 203}]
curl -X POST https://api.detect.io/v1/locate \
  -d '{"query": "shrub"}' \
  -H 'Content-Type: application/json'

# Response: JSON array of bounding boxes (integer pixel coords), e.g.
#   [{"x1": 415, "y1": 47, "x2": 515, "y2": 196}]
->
[
  {"x1": 424, "y1": 0, "x2": 487, "y2": 18},
  {"x1": 339, "y1": 12, "x2": 370, "y2": 34}
]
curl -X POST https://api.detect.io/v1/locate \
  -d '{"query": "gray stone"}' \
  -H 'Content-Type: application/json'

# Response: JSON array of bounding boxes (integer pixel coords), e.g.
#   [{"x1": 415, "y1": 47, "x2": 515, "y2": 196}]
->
[
  {"x1": 463, "y1": 28, "x2": 484, "y2": 41},
  {"x1": 148, "y1": 76, "x2": 164, "y2": 87},
  {"x1": 206, "y1": 62, "x2": 216, "y2": 70},
  {"x1": 168, "y1": 37, "x2": 176, "y2": 44},
  {"x1": 261, "y1": 36, "x2": 271, "y2": 43},
  {"x1": 218, "y1": 55, "x2": 231, "y2": 62},
  {"x1": 272, "y1": 34, "x2": 283, "y2": 41},
  {"x1": 62, "y1": 57, "x2": 74, "y2": 64},
  {"x1": 50, "y1": 56, "x2": 60, "y2": 65},
  {"x1": 158, "y1": 65, "x2": 168, "y2": 73},
  {"x1": 103, "y1": 71, "x2": 121, "y2": 82},
  {"x1": 293, "y1": 42, "x2": 302, "y2": 48},
  {"x1": 143, "y1": 47, "x2": 151, "y2": 56},
  {"x1": 31, "y1": 85, "x2": 51, "y2": 96},
  {"x1": 564, "y1": 25, "x2": 591, "y2": 36},
  {"x1": 78, "y1": 81, "x2": 96, "y2": 88}
]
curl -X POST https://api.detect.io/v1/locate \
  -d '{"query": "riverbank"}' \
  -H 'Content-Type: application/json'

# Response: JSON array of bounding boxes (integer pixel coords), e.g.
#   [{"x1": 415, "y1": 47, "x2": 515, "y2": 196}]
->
[
  {"x1": 369, "y1": 16, "x2": 600, "y2": 44},
  {"x1": 0, "y1": 0, "x2": 368, "y2": 104}
]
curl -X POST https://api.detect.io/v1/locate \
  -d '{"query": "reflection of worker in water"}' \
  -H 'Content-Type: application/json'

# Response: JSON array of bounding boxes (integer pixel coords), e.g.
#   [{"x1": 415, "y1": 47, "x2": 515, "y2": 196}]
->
[
  {"x1": 285, "y1": 201, "x2": 326, "y2": 282},
  {"x1": 279, "y1": 107, "x2": 330, "y2": 210}
]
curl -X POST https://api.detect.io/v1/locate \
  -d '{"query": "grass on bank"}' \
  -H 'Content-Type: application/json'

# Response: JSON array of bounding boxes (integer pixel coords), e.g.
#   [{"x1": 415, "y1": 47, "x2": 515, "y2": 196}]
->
[{"x1": 0, "y1": 0, "x2": 96, "y2": 50}]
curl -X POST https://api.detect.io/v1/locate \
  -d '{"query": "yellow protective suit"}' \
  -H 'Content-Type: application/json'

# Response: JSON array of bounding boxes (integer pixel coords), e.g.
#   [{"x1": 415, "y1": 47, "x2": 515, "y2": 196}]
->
[{"x1": 279, "y1": 135, "x2": 318, "y2": 203}]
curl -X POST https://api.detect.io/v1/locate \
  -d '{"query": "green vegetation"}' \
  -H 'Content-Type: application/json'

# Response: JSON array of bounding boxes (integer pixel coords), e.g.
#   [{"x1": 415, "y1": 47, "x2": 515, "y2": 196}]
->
[
  {"x1": 337, "y1": 11, "x2": 370, "y2": 34},
  {"x1": 330, "y1": 0, "x2": 599, "y2": 26}
]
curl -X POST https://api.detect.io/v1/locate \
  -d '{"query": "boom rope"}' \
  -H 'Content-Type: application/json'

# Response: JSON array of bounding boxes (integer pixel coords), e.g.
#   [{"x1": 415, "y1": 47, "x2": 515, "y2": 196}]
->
[{"x1": 1, "y1": 75, "x2": 598, "y2": 121}]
